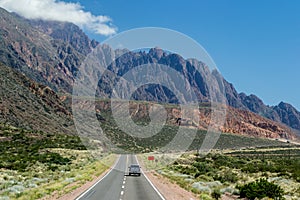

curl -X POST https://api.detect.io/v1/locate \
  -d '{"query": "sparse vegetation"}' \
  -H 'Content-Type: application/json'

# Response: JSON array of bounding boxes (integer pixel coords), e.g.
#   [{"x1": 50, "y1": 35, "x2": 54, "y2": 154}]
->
[
  {"x1": 96, "y1": 105, "x2": 292, "y2": 153},
  {"x1": 0, "y1": 123, "x2": 85, "y2": 172},
  {"x1": 0, "y1": 123, "x2": 115, "y2": 199},
  {"x1": 147, "y1": 145, "x2": 300, "y2": 200}
]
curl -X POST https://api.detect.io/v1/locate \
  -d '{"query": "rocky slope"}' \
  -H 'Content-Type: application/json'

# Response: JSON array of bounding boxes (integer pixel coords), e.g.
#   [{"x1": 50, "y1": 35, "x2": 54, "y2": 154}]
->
[
  {"x1": 225, "y1": 82, "x2": 300, "y2": 132},
  {"x1": 95, "y1": 100, "x2": 296, "y2": 140},
  {"x1": 0, "y1": 7, "x2": 95, "y2": 92},
  {"x1": 0, "y1": 7, "x2": 299, "y2": 135},
  {"x1": 0, "y1": 63, "x2": 74, "y2": 134},
  {"x1": 272, "y1": 102, "x2": 300, "y2": 130}
]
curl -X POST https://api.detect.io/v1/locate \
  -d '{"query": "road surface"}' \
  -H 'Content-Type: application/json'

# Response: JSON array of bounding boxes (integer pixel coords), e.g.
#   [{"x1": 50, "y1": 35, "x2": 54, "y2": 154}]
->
[{"x1": 76, "y1": 154, "x2": 164, "y2": 200}]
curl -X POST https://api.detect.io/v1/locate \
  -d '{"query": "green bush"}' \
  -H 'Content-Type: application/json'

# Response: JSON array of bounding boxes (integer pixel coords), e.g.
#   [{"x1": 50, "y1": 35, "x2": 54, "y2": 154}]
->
[
  {"x1": 238, "y1": 178, "x2": 284, "y2": 200},
  {"x1": 213, "y1": 170, "x2": 238, "y2": 183},
  {"x1": 192, "y1": 162, "x2": 213, "y2": 174},
  {"x1": 211, "y1": 189, "x2": 221, "y2": 200}
]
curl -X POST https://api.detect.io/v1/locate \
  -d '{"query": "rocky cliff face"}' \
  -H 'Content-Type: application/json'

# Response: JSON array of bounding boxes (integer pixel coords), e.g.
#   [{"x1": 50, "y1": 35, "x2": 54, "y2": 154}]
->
[
  {"x1": 272, "y1": 102, "x2": 300, "y2": 130},
  {"x1": 0, "y1": 7, "x2": 299, "y2": 135},
  {"x1": 225, "y1": 79, "x2": 300, "y2": 132},
  {"x1": 95, "y1": 47, "x2": 214, "y2": 103},
  {"x1": 0, "y1": 8, "x2": 95, "y2": 92},
  {"x1": 28, "y1": 20, "x2": 99, "y2": 55}
]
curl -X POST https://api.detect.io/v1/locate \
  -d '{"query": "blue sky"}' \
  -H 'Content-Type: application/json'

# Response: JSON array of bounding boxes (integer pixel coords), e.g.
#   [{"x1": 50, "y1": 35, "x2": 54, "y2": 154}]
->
[
  {"x1": 12, "y1": 0, "x2": 300, "y2": 109},
  {"x1": 79, "y1": 0, "x2": 300, "y2": 109}
]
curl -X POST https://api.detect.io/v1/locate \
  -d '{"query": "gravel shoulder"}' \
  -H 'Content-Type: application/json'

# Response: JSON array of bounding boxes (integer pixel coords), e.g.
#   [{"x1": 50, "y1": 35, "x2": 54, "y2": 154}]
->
[
  {"x1": 143, "y1": 170, "x2": 199, "y2": 200},
  {"x1": 138, "y1": 156, "x2": 199, "y2": 200}
]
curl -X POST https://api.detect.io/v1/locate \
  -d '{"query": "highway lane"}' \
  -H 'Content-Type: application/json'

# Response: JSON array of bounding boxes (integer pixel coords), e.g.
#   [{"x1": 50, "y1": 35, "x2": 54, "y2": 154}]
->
[
  {"x1": 76, "y1": 154, "x2": 164, "y2": 200},
  {"x1": 123, "y1": 155, "x2": 164, "y2": 200}
]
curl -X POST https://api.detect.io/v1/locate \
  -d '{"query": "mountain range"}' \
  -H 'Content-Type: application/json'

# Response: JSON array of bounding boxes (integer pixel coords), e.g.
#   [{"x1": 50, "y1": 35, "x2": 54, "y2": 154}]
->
[{"x1": 0, "y1": 7, "x2": 299, "y2": 140}]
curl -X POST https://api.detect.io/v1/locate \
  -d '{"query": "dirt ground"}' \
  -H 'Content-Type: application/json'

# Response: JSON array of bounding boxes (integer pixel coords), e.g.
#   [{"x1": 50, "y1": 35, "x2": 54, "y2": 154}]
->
[{"x1": 143, "y1": 170, "x2": 199, "y2": 200}]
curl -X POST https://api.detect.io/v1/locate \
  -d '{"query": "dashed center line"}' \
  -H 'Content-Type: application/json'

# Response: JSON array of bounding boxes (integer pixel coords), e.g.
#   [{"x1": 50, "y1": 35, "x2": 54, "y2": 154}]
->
[{"x1": 120, "y1": 173, "x2": 126, "y2": 199}]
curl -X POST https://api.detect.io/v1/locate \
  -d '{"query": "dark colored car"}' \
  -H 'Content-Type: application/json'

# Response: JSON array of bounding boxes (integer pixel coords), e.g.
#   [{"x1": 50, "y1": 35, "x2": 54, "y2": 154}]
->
[{"x1": 128, "y1": 164, "x2": 141, "y2": 176}]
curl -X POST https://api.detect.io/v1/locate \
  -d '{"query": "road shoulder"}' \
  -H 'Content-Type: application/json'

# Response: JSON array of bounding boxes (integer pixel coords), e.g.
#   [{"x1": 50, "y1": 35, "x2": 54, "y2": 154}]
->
[
  {"x1": 57, "y1": 166, "x2": 113, "y2": 200},
  {"x1": 40, "y1": 154, "x2": 118, "y2": 200},
  {"x1": 138, "y1": 156, "x2": 198, "y2": 200}
]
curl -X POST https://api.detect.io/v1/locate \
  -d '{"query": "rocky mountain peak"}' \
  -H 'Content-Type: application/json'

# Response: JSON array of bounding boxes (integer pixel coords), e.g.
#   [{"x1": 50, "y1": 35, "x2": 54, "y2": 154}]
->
[
  {"x1": 278, "y1": 101, "x2": 292, "y2": 109},
  {"x1": 148, "y1": 47, "x2": 165, "y2": 60},
  {"x1": 273, "y1": 102, "x2": 300, "y2": 130},
  {"x1": 29, "y1": 19, "x2": 98, "y2": 55}
]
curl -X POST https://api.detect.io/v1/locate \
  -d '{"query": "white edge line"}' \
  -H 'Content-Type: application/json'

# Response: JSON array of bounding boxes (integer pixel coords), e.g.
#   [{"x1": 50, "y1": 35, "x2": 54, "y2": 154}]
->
[
  {"x1": 75, "y1": 155, "x2": 121, "y2": 200},
  {"x1": 135, "y1": 155, "x2": 166, "y2": 200}
]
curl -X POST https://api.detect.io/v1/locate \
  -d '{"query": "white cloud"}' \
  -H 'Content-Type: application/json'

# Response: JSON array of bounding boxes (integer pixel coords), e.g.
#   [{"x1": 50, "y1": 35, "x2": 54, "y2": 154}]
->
[{"x1": 0, "y1": 0, "x2": 117, "y2": 36}]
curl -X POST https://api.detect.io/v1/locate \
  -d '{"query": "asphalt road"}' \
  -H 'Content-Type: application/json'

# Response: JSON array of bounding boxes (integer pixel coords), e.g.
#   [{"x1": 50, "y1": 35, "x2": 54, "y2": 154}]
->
[{"x1": 76, "y1": 154, "x2": 164, "y2": 200}]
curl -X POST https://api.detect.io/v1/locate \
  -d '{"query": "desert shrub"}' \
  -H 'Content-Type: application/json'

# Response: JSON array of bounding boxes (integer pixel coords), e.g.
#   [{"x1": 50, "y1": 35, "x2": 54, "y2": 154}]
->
[
  {"x1": 181, "y1": 166, "x2": 197, "y2": 175},
  {"x1": 211, "y1": 189, "x2": 221, "y2": 200},
  {"x1": 241, "y1": 160, "x2": 278, "y2": 174},
  {"x1": 190, "y1": 187, "x2": 200, "y2": 194},
  {"x1": 194, "y1": 172, "x2": 201, "y2": 178},
  {"x1": 262, "y1": 172, "x2": 269, "y2": 177},
  {"x1": 199, "y1": 193, "x2": 213, "y2": 200},
  {"x1": 213, "y1": 170, "x2": 238, "y2": 183},
  {"x1": 238, "y1": 178, "x2": 284, "y2": 200},
  {"x1": 192, "y1": 162, "x2": 213, "y2": 174},
  {"x1": 296, "y1": 186, "x2": 300, "y2": 195}
]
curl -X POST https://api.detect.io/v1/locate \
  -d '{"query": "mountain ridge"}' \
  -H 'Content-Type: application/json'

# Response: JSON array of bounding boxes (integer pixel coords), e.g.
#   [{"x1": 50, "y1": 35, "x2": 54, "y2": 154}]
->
[{"x1": 0, "y1": 7, "x2": 299, "y2": 137}]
